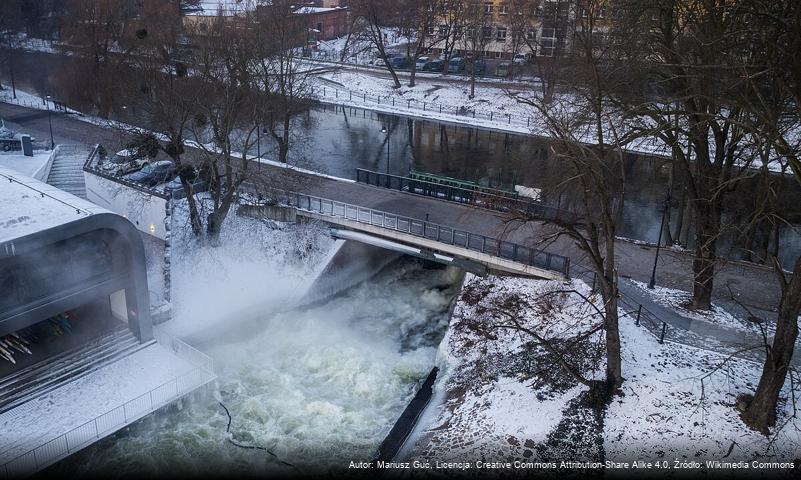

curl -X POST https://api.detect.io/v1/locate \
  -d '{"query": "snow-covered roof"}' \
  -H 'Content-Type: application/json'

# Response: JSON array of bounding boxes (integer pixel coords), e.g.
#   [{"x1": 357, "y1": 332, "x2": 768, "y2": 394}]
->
[
  {"x1": 294, "y1": 6, "x2": 341, "y2": 15},
  {"x1": 0, "y1": 166, "x2": 112, "y2": 245}
]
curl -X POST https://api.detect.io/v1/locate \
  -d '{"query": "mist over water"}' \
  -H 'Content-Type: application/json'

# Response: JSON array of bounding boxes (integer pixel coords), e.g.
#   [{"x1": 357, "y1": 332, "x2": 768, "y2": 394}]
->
[{"x1": 54, "y1": 259, "x2": 461, "y2": 476}]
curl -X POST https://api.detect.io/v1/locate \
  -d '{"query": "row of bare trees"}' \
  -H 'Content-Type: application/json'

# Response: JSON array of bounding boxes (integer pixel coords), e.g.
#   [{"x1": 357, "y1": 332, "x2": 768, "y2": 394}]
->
[{"x1": 508, "y1": 0, "x2": 800, "y2": 436}]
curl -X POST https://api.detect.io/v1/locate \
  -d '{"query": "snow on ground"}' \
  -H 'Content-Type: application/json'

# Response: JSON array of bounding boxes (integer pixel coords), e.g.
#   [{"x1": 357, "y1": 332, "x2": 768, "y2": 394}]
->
[
  {"x1": 406, "y1": 274, "x2": 605, "y2": 465},
  {"x1": 607, "y1": 315, "x2": 801, "y2": 467},
  {"x1": 628, "y1": 279, "x2": 771, "y2": 334},
  {"x1": 406, "y1": 272, "x2": 800, "y2": 475},
  {"x1": 163, "y1": 197, "x2": 337, "y2": 342},
  {"x1": 0, "y1": 344, "x2": 195, "y2": 463},
  {"x1": 0, "y1": 151, "x2": 52, "y2": 178}
]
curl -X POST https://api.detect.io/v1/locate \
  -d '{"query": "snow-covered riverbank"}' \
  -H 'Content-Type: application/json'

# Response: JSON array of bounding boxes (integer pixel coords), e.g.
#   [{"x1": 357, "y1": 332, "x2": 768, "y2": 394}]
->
[{"x1": 402, "y1": 273, "x2": 800, "y2": 476}]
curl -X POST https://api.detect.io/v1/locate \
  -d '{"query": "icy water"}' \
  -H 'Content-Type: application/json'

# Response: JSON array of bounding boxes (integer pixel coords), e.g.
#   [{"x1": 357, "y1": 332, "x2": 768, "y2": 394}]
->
[{"x1": 47, "y1": 260, "x2": 461, "y2": 477}]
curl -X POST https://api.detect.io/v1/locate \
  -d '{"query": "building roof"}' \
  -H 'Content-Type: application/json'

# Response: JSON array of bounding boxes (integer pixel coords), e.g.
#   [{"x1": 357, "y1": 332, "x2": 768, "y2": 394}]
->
[{"x1": 0, "y1": 166, "x2": 112, "y2": 245}]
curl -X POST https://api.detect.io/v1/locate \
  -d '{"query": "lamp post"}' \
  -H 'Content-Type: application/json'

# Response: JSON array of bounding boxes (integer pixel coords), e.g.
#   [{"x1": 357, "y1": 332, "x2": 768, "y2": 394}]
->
[
  {"x1": 380, "y1": 125, "x2": 390, "y2": 174},
  {"x1": 45, "y1": 95, "x2": 54, "y2": 150},
  {"x1": 648, "y1": 189, "x2": 672, "y2": 289}
]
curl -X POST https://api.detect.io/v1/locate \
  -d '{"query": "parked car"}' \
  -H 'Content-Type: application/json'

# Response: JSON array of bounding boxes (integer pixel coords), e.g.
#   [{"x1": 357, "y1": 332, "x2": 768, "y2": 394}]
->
[
  {"x1": 422, "y1": 59, "x2": 445, "y2": 72},
  {"x1": 164, "y1": 166, "x2": 207, "y2": 199},
  {"x1": 125, "y1": 160, "x2": 176, "y2": 187},
  {"x1": 494, "y1": 62, "x2": 511, "y2": 78},
  {"x1": 512, "y1": 53, "x2": 531, "y2": 65},
  {"x1": 100, "y1": 148, "x2": 152, "y2": 176},
  {"x1": 389, "y1": 56, "x2": 410, "y2": 69},
  {"x1": 468, "y1": 59, "x2": 487, "y2": 76},
  {"x1": 447, "y1": 57, "x2": 465, "y2": 73},
  {"x1": 415, "y1": 56, "x2": 429, "y2": 70}
]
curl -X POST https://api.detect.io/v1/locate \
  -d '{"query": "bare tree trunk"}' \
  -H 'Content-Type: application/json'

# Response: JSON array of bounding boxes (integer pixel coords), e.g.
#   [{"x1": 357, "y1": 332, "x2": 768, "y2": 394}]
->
[
  {"x1": 691, "y1": 203, "x2": 718, "y2": 310},
  {"x1": 741, "y1": 256, "x2": 801, "y2": 434}
]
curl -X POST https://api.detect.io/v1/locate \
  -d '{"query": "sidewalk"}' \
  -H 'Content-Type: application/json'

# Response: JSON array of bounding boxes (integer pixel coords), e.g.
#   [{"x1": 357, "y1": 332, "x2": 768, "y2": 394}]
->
[{"x1": 618, "y1": 278, "x2": 800, "y2": 368}]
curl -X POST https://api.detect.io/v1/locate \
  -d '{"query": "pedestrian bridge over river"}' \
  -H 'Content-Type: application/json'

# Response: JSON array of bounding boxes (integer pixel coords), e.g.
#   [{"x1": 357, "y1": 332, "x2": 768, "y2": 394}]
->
[{"x1": 276, "y1": 191, "x2": 570, "y2": 281}]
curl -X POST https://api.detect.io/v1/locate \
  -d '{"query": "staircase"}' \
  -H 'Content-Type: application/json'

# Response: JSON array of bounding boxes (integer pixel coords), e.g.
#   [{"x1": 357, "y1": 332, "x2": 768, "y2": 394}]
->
[
  {"x1": 0, "y1": 327, "x2": 153, "y2": 415},
  {"x1": 46, "y1": 144, "x2": 91, "y2": 198}
]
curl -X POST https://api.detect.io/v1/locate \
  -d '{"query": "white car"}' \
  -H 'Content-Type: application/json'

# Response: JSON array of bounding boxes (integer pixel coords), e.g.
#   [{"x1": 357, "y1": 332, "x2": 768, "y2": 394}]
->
[
  {"x1": 415, "y1": 56, "x2": 429, "y2": 70},
  {"x1": 512, "y1": 53, "x2": 531, "y2": 65},
  {"x1": 99, "y1": 149, "x2": 151, "y2": 176}
]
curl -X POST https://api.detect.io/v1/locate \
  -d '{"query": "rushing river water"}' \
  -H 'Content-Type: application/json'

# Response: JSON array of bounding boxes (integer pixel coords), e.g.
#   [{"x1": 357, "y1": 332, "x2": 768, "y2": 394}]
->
[{"x1": 45, "y1": 259, "x2": 461, "y2": 476}]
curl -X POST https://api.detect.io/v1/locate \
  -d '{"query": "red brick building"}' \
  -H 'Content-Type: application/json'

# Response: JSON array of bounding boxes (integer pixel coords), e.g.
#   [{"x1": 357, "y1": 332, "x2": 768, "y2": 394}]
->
[{"x1": 293, "y1": 6, "x2": 348, "y2": 41}]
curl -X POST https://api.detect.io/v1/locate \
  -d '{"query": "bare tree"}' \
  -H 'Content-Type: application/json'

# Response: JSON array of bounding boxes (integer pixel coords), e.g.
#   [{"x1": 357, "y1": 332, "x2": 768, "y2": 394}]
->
[
  {"x1": 616, "y1": 0, "x2": 761, "y2": 311},
  {"x1": 510, "y1": 0, "x2": 634, "y2": 391},
  {"x1": 187, "y1": 13, "x2": 260, "y2": 239},
  {"x1": 460, "y1": 1, "x2": 492, "y2": 98},
  {"x1": 58, "y1": 0, "x2": 139, "y2": 116},
  {"x1": 0, "y1": 1, "x2": 23, "y2": 97},
  {"x1": 350, "y1": 0, "x2": 404, "y2": 89},
  {"x1": 733, "y1": 0, "x2": 801, "y2": 435},
  {"x1": 251, "y1": 0, "x2": 315, "y2": 165},
  {"x1": 398, "y1": 0, "x2": 440, "y2": 88}
]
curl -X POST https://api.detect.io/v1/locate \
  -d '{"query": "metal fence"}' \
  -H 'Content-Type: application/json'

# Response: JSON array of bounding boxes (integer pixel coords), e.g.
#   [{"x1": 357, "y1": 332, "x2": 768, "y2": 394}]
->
[
  {"x1": 279, "y1": 190, "x2": 570, "y2": 276},
  {"x1": 571, "y1": 264, "x2": 669, "y2": 344},
  {"x1": 309, "y1": 83, "x2": 547, "y2": 133},
  {"x1": 355, "y1": 168, "x2": 582, "y2": 224},
  {"x1": 1, "y1": 330, "x2": 215, "y2": 478}
]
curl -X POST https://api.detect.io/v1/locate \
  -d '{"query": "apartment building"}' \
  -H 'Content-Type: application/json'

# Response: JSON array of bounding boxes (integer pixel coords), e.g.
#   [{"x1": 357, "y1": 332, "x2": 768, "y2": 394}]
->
[{"x1": 426, "y1": 0, "x2": 577, "y2": 61}]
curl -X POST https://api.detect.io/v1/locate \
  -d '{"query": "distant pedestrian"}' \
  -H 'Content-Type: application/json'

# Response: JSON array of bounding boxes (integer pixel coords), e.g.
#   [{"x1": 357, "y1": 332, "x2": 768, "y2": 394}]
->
[{"x1": 425, "y1": 213, "x2": 430, "y2": 222}]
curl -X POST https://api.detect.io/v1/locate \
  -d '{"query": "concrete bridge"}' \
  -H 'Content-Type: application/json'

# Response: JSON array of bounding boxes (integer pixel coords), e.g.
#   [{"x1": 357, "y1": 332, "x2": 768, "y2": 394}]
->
[{"x1": 269, "y1": 191, "x2": 570, "y2": 281}]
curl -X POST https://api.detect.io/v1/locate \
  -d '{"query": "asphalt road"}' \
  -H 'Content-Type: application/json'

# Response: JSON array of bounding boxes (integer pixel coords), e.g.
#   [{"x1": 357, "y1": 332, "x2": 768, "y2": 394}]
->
[{"x1": 0, "y1": 100, "x2": 783, "y2": 318}]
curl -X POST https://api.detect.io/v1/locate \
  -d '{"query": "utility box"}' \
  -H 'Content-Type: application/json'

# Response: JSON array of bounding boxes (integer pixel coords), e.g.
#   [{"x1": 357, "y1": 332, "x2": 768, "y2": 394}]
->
[{"x1": 20, "y1": 135, "x2": 33, "y2": 156}]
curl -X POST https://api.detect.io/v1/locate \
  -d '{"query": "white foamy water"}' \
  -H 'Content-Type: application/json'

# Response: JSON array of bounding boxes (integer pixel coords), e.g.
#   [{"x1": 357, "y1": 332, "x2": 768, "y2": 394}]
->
[{"x1": 55, "y1": 260, "x2": 461, "y2": 476}]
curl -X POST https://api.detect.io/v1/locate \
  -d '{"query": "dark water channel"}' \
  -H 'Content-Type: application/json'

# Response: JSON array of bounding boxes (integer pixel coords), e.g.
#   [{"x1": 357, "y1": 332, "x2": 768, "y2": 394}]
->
[{"x1": 5, "y1": 50, "x2": 801, "y2": 267}]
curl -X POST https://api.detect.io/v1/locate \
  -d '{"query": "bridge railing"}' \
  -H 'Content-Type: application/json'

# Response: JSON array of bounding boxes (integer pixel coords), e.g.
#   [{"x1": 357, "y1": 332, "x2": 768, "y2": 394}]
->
[
  {"x1": 279, "y1": 191, "x2": 570, "y2": 276},
  {"x1": 355, "y1": 168, "x2": 582, "y2": 224}
]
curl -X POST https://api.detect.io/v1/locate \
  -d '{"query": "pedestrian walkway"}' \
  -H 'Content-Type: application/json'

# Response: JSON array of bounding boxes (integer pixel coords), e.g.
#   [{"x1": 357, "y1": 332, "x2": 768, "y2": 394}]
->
[{"x1": 618, "y1": 279, "x2": 800, "y2": 367}]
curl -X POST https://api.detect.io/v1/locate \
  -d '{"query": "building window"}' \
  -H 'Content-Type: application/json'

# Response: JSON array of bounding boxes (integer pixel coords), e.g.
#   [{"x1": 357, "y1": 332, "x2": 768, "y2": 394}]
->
[
  {"x1": 482, "y1": 26, "x2": 493, "y2": 39},
  {"x1": 496, "y1": 27, "x2": 507, "y2": 41},
  {"x1": 427, "y1": 25, "x2": 435, "y2": 36},
  {"x1": 484, "y1": 2, "x2": 493, "y2": 14},
  {"x1": 438, "y1": 25, "x2": 448, "y2": 38},
  {"x1": 494, "y1": 50, "x2": 502, "y2": 58},
  {"x1": 526, "y1": 29, "x2": 536, "y2": 41},
  {"x1": 499, "y1": 3, "x2": 508, "y2": 14},
  {"x1": 539, "y1": 27, "x2": 557, "y2": 57}
]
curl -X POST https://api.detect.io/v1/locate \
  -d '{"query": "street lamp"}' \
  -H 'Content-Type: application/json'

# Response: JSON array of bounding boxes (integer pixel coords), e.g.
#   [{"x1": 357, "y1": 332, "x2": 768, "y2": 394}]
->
[
  {"x1": 648, "y1": 189, "x2": 672, "y2": 289},
  {"x1": 380, "y1": 125, "x2": 390, "y2": 175},
  {"x1": 45, "y1": 95, "x2": 54, "y2": 150}
]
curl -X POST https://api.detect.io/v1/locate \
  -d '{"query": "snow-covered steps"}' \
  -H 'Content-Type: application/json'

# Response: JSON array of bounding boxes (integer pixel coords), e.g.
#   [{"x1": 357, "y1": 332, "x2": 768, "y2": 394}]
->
[
  {"x1": 45, "y1": 144, "x2": 90, "y2": 198},
  {"x1": 0, "y1": 327, "x2": 147, "y2": 415},
  {"x1": 0, "y1": 334, "x2": 214, "y2": 477}
]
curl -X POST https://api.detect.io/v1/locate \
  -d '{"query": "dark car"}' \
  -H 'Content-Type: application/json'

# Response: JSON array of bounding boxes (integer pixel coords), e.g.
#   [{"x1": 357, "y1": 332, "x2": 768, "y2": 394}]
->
[
  {"x1": 125, "y1": 160, "x2": 176, "y2": 187},
  {"x1": 389, "y1": 56, "x2": 410, "y2": 69},
  {"x1": 469, "y1": 59, "x2": 487, "y2": 76},
  {"x1": 422, "y1": 59, "x2": 445, "y2": 72},
  {"x1": 164, "y1": 166, "x2": 207, "y2": 199}
]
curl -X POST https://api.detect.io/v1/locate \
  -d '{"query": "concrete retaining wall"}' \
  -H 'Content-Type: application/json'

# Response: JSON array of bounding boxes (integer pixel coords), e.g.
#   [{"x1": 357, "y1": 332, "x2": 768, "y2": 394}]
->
[
  {"x1": 298, "y1": 239, "x2": 403, "y2": 306},
  {"x1": 84, "y1": 172, "x2": 168, "y2": 240}
]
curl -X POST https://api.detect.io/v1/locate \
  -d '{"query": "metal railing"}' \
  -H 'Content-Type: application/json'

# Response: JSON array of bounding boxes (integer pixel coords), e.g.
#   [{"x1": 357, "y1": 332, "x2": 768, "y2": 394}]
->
[
  {"x1": 278, "y1": 190, "x2": 570, "y2": 276},
  {"x1": 355, "y1": 168, "x2": 582, "y2": 224},
  {"x1": 310, "y1": 84, "x2": 546, "y2": 133},
  {"x1": 571, "y1": 264, "x2": 669, "y2": 344},
  {"x1": 1, "y1": 330, "x2": 215, "y2": 478}
]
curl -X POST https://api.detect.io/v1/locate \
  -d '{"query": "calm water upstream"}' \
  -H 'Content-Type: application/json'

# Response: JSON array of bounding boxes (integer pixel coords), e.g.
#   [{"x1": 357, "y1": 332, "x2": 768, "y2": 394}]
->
[{"x1": 5, "y1": 50, "x2": 801, "y2": 262}]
